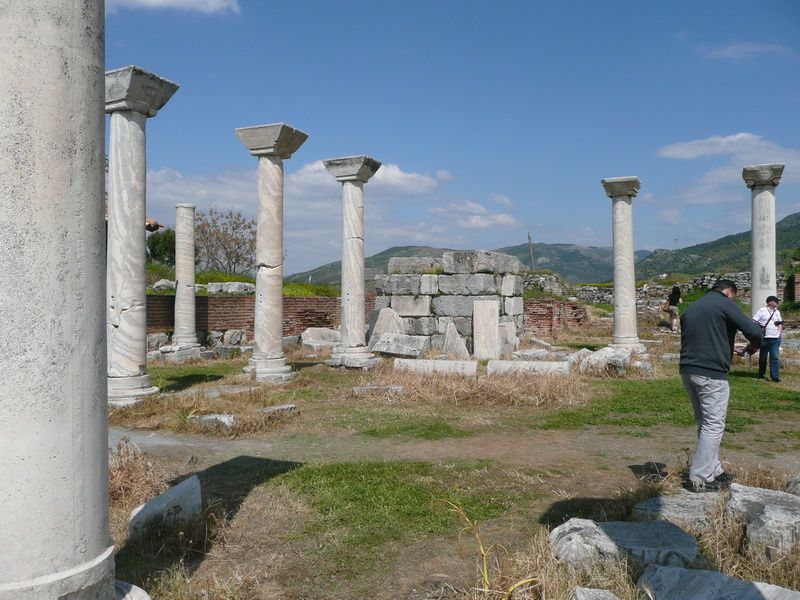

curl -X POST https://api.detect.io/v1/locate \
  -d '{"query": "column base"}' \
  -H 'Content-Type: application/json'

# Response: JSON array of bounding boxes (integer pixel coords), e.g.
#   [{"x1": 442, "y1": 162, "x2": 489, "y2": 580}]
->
[
  {"x1": 159, "y1": 343, "x2": 202, "y2": 363},
  {"x1": 611, "y1": 339, "x2": 647, "y2": 355},
  {"x1": 108, "y1": 374, "x2": 160, "y2": 407},
  {"x1": 0, "y1": 544, "x2": 114, "y2": 600},
  {"x1": 116, "y1": 580, "x2": 152, "y2": 599},
  {"x1": 327, "y1": 346, "x2": 378, "y2": 369},
  {"x1": 247, "y1": 355, "x2": 293, "y2": 384}
]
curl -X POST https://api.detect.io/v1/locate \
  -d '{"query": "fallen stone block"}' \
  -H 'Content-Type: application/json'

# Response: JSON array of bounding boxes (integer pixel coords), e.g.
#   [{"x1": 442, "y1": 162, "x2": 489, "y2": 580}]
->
[
  {"x1": 513, "y1": 348, "x2": 552, "y2": 360},
  {"x1": 634, "y1": 489, "x2": 721, "y2": 530},
  {"x1": 657, "y1": 353, "x2": 680, "y2": 363},
  {"x1": 216, "y1": 344, "x2": 253, "y2": 359},
  {"x1": 147, "y1": 332, "x2": 170, "y2": 350},
  {"x1": 728, "y1": 483, "x2": 800, "y2": 558},
  {"x1": 632, "y1": 360, "x2": 654, "y2": 375},
  {"x1": 549, "y1": 518, "x2": 698, "y2": 570},
  {"x1": 580, "y1": 346, "x2": 632, "y2": 375},
  {"x1": 529, "y1": 338, "x2": 553, "y2": 350},
  {"x1": 566, "y1": 348, "x2": 594, "y2": 367},
  {"x1": 786, "y1": 475, "x2": 800, "y2": 497},
  {"x1": 394, "y1": 358, "x2": 477, "y2": 376},
  {"x1": 223, "y1": 328, "x2": 246, "y2": 345},
  {"x1": 207, "y1": 281, "x2": 255, "y2": 294},
  {"x1": 257, "y1": 404, "x2": 297, "y2": 416},
  {"x1": 372, "y1": 333, "x2": 429, "y2": 358},
  {"x1": 282, "y1": 335, "x2": 301, "y2": 349},
  {"x1": 441, "y1": 321, "x2": 470, "y2": 360},
  {"x1": 129, "y1": 475, "x2": 202, "y2": 539},
  {"x1": 367, "y1": 307, "x2": 405, "y2": 349},
  {"x1": 115, "y1": 581, "x2": 151, "y2": 600},
  {"x1": 352, "y1": 385, "x2": 404, "y2": 396},
  {"x1": 403, "y1": 316, "x2": 438, "y2": 336},
  {"x1": 487, "y1": 360, "x2": 569, "y2": 376},
  {"x1": 152, "y1": 278, "x2": 175, "y2": 291},
  {"x1": 637, "y1": 564, "x2": 800, "y2": 600},
  {"x1": 572, "y1": 588, "x2": 620, "y2": 600},
  {"x1": 301, "y1": 327, "x2": 340, "y2": 350},
  {"x1": 188, "y1": 413, "x2": 238, "y2": 429}
]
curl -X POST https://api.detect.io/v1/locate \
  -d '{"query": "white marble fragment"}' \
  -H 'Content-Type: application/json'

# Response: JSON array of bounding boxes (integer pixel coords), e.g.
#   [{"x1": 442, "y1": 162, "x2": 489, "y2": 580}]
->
[{"x1": 129, "y1": 475, "x2": 202, "y2": 539}]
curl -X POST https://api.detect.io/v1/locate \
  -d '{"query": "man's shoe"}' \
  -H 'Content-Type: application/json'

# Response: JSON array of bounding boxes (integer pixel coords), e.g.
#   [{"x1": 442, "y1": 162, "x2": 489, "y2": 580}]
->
[
  {"x1": 690, "y1": 478, "x2": 722, "y2": 493},
  {"x1": 715, "y1": 472, "x2": 736, "y2": 487},
  {"x1": 772, "y1": 378, "x2": 781, "y2": 383}
]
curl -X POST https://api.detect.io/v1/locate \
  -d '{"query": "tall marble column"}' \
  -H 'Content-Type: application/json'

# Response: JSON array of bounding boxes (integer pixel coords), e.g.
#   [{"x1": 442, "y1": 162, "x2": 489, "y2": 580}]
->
[
  {"x1": 743, "y1": 164, "x2": 784, "y2": 316},
  {"x1": 106, "y1": 66, "x2": 178, "y2": 404},
  {"x1": 0, "y1": 2, "x2": 115, "y2": 599},
  {"x1": 601, "y1": 177, "x2": 643, "y2": 348},
  {"x1": 236, "y1": 123, "x2": 308, "y2": 383},
  {"x1": 324, "y1": 156, "x2": 382, "y2": 368}
]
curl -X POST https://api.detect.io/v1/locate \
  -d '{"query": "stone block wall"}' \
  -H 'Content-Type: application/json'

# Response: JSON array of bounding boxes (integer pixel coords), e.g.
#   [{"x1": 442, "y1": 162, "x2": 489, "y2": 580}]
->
[{"x1": 375, "y1": 251, "x2": 524, "y2": 349}]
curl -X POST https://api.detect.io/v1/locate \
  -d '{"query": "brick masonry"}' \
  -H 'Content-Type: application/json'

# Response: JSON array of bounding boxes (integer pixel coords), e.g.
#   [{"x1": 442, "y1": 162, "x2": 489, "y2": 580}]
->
[{"x1": 523, "y1": 298, "x2": 588, "y2": 338}]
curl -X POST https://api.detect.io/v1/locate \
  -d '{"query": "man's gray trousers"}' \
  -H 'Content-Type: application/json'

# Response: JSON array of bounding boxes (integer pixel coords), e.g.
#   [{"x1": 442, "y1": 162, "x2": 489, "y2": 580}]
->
[{"x1": 681, "y1": 373, "x2": 729, "y2": 484}]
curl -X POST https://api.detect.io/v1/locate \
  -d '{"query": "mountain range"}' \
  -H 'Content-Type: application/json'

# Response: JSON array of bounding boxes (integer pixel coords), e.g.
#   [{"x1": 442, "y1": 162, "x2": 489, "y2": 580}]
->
[{"x1": 286, "y1": 212, "x2": 800, "y2": 285}]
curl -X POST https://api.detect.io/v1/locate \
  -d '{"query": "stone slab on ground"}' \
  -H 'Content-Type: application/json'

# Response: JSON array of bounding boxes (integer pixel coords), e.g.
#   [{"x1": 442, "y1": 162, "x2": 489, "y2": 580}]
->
[
  {"x1": 487, "y1": 360, "x2": 569, "y2": 376},
  {"x1": 634, "y1": 489, "x2": 722, "y2": 530},
  {"x1": 657, "y1": 353, "x2": 680, "y2": 363},
  {"x1": 188, "y1": 413, "x2": 238, "y2": 429},
  {"x1": 573, "y1": 588, "x2": 620, "y2": 600},
  {"x1": 529, "y1": 338, "x2": 553, "y2": 350},
  {"x1": 637, "y1": 564, "x2": 800, "y2": 600},
  {"x1": 549, "y1": 518, "x2": 698, "y2": 570},
  {"x1": 352, "y1": 385, "x2": 404, "y2": 396},
  {"x1": 301, "y1": 327, "x2": 341, "y2": 351},
  {"x1": 441, "y1": 322, "x2": 470, "y2": 360},
  {"x1": 257, "y1": 404, "x2": 297, "y2": 416},
  {"x1": 580, "y1": 346, "x2": 632, "y2": 375},
  {"x1": 175, "y1": 384, "x2": 255, "y2": 399},
  {"x1": 567, "y1": 348, "x2": 594, "y2": 367},
  {"x1": 372, "y1": 332, "x2": 430, "y2": 358},
  {"x1": 115, "y1": 581, "x2": 151, "y2": 599},
  {"x1": 728, "y1": 483, "x2": 800, "y2": 557},
  {"x1": 216, "y1": 344, "x2": 253, "y2": 359},
  {"x1": 513, "y1": 348, "x2": 552, "y2": 360},
  {"x1": 129, "y1": 475, "x2": 202, "y2": 539},
  {"x1": 394, "y1": 358, "x2": 477, "y2": 376}
]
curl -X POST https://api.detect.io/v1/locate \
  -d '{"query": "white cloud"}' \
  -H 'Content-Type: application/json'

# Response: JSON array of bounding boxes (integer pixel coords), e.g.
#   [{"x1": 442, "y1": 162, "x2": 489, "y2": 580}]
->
[
  {"x1": 435, "y1": 169, "x2": 454, "y2": 182},
  {"x1": 458, "y1": 214, "x2": 519, "y2": 229},
  {"x1": 492, "y1": 193, "x2": 514, "y2": 208},
  {"x1": 107, "y1": 0, "x2": 239, "y2": 12},
  {"x1": 696, "y1": 42, "x2": 798, "y2": 61},
  {"x1": 659, "y1": 208, "x2": 682, "y2": 225},
  {"x1": 429, "y1": 200, "x2": 488, "y2": 216},
  {"x1": 656, "y1": 132, "x2": 800, "y2": 204}
]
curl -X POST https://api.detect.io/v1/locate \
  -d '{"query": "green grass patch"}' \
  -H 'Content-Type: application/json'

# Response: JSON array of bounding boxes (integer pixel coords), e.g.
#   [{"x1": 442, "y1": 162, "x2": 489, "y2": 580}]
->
[
  {"x1": 148, "y1": 360, "x2": 246, "y2": 393},
  {"x1": 523, "y1": 287, "x2": 566, "y2": 301},
  {"x1": 195, "y1": 270, "x2": 255, "y2": 284},
  {"x1": 283, "y1": 281, "x2": 341, "y2": 297},
  {"x1": 360, "y1": 417, "x2": 471, "y2": 440},
  {"x1": 533, "y1": 371, "x2": 800, "y2": 431},
  {"x1": 561, "y1": 341, "x2": 604, "y2": 351}
]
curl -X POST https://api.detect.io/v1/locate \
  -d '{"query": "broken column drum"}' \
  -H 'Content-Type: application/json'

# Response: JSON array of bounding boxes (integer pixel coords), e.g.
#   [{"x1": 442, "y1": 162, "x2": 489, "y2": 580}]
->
[
  {"x1": 743, "y1": 164, "x2": 784, "y2": 316},
  {"x1": 236, "y1": 123, "x2": 308, "y2": 383},
  {"x1": 601, "y1": 177, "x2": 641, "y2": 347},
  {"x1": 106, "y1": 65, "x2": 178, "y2": 403},
  {"x1": 173, "y1": 203, "x2": 199, "y2": 345},
  {"x1": 0, "y1": 2, "x2": 115, "y2": 598},
  {"x1": 324, "y1": 156, "x2": 382, "y2": 368}
]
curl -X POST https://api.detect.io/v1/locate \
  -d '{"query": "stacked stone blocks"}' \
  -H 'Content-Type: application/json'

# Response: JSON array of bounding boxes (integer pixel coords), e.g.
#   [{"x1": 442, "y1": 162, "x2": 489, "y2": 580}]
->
[{"x1": 375, "y1": 251, "x2": 524, "y2": 351}]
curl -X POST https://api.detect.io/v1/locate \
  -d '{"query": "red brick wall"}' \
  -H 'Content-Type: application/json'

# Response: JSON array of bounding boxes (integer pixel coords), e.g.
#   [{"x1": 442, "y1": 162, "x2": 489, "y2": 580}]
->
[
  {"x1": 147, "y1": 293, "x2": 376, "y2": 337},
  {"x1": 523, "y1": 298, "x2": 588, "y2": 338}
]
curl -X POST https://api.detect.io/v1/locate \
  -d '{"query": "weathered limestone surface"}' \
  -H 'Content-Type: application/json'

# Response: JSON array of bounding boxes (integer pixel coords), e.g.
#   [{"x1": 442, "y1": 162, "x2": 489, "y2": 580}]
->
[
  {"x1": 420, "y1": 274, "x2": 439, "y2": 295},
  {"x1": 375, "y1": 274, "x2": 421, "y2": 295},
  {"x1": 501, "y1": 274, "x2": 523, "y2": 296},
  {"x1": 115, "y1": 581, "x2": 151, "y2": 600},
  {"x1": 549, "y1": 518, "x2": 698, "y2": 570},
  {"x1": 172, "y1": 203, "x2": 198, "y2": 345},
  {"x1": 441, "y1": 322, "x2": 471, "y2": 360},
  {"x1": 387, "y1": 256, "x2": 442, "y2": 274},
  {"x1": 572, "y1": 588, "x2": 620, "y2": 600},
  {"x1": 504, "y1": 296, "x2": 524, "y2": 316},
  {"x1": 106, "y1": 66, "x2": 178, "y2": 403},
  {"x1": 498, "y1": 321, "x2": 518, "y2": 358},
  {"x1": 325, "y1": 156, "x2": 381, "y2": 368},
  {"x1": 487, "y1": 360, "x2": 570, "y2": 376},
  {"x1": 394, "y1": 358, "x2": 478, "y2": 376},
  {"x1": 237, "y1": 123, "x2": 307, "y2": 382},
  {"x1": 188, "y1": 413, "x2": 238, "y2": 429},
  {"x1": 437, "y1": 316, "x2": 473, "y2": 337},
  {"x1": 301, "y1": 327, "x2": 341, "y2": 350},
  {"x1": 579, "y1": 346, "x2": 632, "y2": 374},
  {"x1": 566, "y1": 348, "x2": 595, "y2": 367},
  {"x1": 392, "y1": 295, "x2": 432, "y2": 316},
  {"x1": 0, "y1": 3, "x2": 115, "y2": 598},
  {"x1": 404, "y1": 316, "x2": 438, "y2": 336},
  {"x1": 352, "y1": 385, "x2": 403, "y2": 396},
  {"x1": 368, "y1": 308, "x2": 405, "y2": 349},
  {"x1": 372, "y1": 333, "x2": 430, "y2": 358},
  {"x1": 473, "y1": 300, "x2": 501, "y2": 360},
  {"x1": 743, "y1": 164, "x2": 784, "y2": 316},
  {"x1": 438, "y1": 274, "x2": 499, "y2": 295},
  {"x1": 787, "y1": 475, "x2": 800, "y2": 496},
  {"x1": 637, "y1": 564, "x2": 800, "y2": 600},
  {"x1": 442, "y1": 251, "x2": 522, "y2": 274},
  {"x1": 129, "y1": 476, "x2": 202, "y2": 539},
  {"x1": 634, "y1": 488, "x2": 721, "y2": 530},
  {"x1": 728, "y1": 483, "x2": 800, "y2": 558},
  {"x1": 434, "y1": 295, "x2": 500, "y2": 317},
  {"x1": 513, "y1": 348, "x2": 552, "y2": 361},
  {"x1": 601, "y1": 176, "x2": 641, "y2": 346}
]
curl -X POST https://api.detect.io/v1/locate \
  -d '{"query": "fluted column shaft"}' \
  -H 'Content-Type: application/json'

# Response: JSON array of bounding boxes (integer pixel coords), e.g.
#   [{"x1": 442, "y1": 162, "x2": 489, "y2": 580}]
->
[
  {"x1": 610, "y1": 196, "x2": 639, "y2": 343},
  {"x1": 173, "y1": 203, "x2": 198, "y2": 344},
  {"x1": 341, "y1": 180, "x2": 367, "y2": 348},
  {"x1": 107, "y1": 110, "x2": 150, "y2": 379},
  {"x1": 254, "y1": 156, "x2": 286, "y2": 359},
  {"x1": 0, "y1": 2, "x2": 114, "y2": 598}
]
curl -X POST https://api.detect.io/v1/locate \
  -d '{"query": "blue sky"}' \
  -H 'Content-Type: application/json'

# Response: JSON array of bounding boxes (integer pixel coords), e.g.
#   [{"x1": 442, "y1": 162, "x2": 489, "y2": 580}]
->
[{"x1": 106, "y1": 0, "x2": 800, "y2": 275}]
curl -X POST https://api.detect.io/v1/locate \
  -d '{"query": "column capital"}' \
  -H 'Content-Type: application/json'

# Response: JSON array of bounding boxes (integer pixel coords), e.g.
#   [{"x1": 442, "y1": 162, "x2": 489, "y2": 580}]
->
[
  {"x1": 176, "y1": 203, "x2": 196, "y2": 209},
  {"x1": 105, "y1": 65, "x2": 179, "y2": 116},
  {"x1": 742, "y1": 163, "x2": 784, "y2": 189},
  {"x1": 601, "y1": 176, "x2": 641, "y2": 198},
  {"x1": 323, "y1": 155, "x2": 382, "y2": 183},
  {"x1": 235, "y1": 123, "x2": 308, "y2": 158}
]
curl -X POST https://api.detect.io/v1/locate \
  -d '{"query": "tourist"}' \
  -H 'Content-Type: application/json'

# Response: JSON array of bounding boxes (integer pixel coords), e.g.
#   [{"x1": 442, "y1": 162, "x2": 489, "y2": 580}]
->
[
  {"x1": 667, "y1": 285, "x2": 682, "y2": 332},
  {"x1": 754, "y1": 295, "x2": 783, "y2": 383},
  {"x1": 680, "y1": 279, "x2": 763, "y2": 492}
]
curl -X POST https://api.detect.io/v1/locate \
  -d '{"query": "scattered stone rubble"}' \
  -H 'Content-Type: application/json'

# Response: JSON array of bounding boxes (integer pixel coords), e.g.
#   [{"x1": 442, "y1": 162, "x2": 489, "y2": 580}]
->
[{"x1": 128, "y1": 475, "x2": 202, "y2": 539}]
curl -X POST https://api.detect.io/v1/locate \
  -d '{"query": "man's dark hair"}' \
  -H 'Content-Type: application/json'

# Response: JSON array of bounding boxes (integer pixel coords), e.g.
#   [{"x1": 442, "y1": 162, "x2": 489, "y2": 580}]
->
[{"x1": 712, "y1": 279, "x2": 738, "y2": 294}]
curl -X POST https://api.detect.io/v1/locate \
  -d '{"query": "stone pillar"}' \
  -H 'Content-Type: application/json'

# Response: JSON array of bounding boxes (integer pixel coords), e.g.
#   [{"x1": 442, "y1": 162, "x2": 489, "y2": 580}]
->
[
  {"x1": 106, "y1": 66, "x2": 178, "y2": 404},
  {"x1": 324, "y1": 156, "x2": 382, "y2": 368},
  {"x1": 0, "y1": 2, "x2": 115, "y2": 599},
  {"x1": 743, "y1": 164, "x2": 784, "y2": 316},
  {"x1": 601, "y1": 177, "x2": 643, "y2": 349},
  {"x1": 235, "y1": 123, "x2": 308, "y2": 383}
]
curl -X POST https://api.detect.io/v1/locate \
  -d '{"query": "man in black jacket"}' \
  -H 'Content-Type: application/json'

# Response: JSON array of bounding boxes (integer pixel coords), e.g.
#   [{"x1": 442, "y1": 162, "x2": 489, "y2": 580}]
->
[{"x1": 680, "y1": 279, "x2": 763, "y2": 492}]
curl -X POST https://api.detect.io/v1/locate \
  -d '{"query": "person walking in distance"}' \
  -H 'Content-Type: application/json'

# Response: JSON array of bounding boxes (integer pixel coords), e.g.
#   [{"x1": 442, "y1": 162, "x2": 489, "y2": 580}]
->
[
  {"x1": 667, "y1": 285, "x2": 682, "y2": 332},
  {"x1": 680, "y1": 279, "x2": 762, "y2": 492},
  {"x1": 754, "y1": 295, "x2": 783, "y2": 382}
]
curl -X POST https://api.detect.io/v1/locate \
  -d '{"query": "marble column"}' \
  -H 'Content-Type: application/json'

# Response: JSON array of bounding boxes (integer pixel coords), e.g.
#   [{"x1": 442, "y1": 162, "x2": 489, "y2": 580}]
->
[
  {"x1": 0, "y1": 2, "x2": 115, "y2": 599},
  {"x1": 106, "y1": 66, "x2": 178, "y2": 404},
  {"x1": 601, "y1": 177, "x2": 643, "y2": 349},
  {"x1": 743, "y1": 164, "x2": 784, "y2": 316},
  {"x1": 324, "y1": 156, "x2": 382, "y2": 368},
  {"x1": 235, "y1": 123, "x2": 308, "y2": 383}
]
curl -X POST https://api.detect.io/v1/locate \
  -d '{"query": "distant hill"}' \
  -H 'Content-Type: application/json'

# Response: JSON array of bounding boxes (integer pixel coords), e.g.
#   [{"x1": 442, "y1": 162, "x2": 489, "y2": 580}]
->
[
  {"x1": 286, "y1": 243, "x2": 650, "y2": 285},
  {"x1": 635, "y1": 211, "x2": 800, "y2": 278}
]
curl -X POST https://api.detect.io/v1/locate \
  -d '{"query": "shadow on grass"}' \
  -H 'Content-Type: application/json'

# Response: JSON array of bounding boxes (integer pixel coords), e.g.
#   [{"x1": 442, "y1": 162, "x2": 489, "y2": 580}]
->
[
  {"x1": 115, "y1": 455, "x2": 301, "y2": 587},
  {"x1": 158, "y1": 372, "x2": 226, "y2": 393}
]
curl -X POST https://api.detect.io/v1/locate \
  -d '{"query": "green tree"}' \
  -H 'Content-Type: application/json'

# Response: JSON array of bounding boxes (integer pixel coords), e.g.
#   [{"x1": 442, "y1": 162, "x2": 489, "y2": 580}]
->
[{"x1": 146, "y1": 228, "x2": 175, "y2": 265}]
